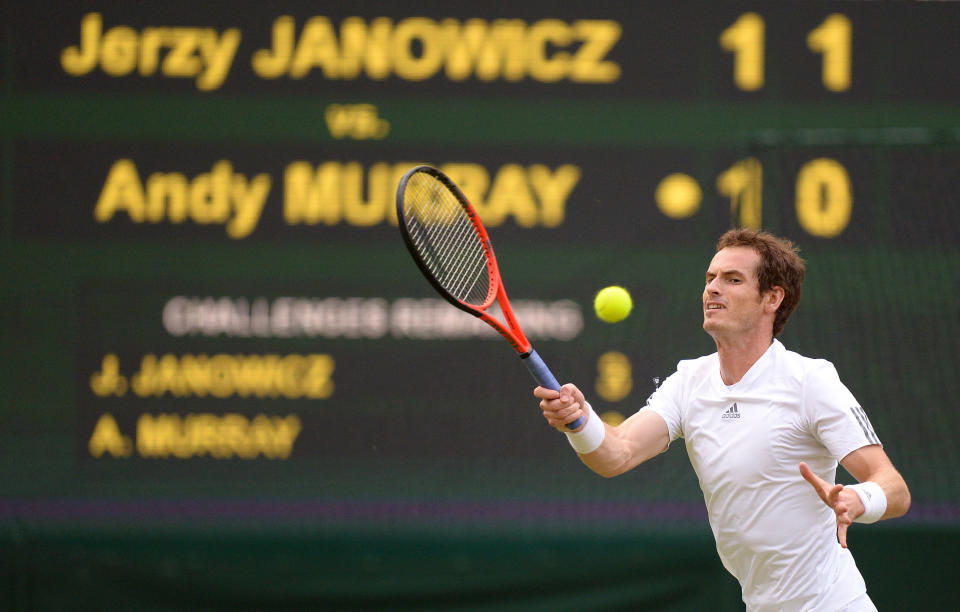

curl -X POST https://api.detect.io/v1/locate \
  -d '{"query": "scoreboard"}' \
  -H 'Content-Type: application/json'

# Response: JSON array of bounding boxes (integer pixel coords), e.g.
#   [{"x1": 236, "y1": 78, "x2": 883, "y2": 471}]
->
[{"x1": 2, "y1": 1, "x2": 959, "y2": 525}]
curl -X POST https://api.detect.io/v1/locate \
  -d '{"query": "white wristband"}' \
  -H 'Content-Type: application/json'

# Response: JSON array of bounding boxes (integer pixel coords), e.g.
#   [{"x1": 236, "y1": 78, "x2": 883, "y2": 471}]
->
[
  {"x1": 564, "y1": 402, "x2": 605, "y2": 454},
  {"x1": 848, "y1": 481, "x2": 887, "y2": 524}
]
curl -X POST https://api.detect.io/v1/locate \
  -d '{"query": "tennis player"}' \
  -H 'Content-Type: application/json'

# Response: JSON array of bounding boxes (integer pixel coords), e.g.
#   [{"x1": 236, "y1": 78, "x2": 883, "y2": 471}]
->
[{"x1": 536, "y1": 228, "x2": 910, "y2": 612}]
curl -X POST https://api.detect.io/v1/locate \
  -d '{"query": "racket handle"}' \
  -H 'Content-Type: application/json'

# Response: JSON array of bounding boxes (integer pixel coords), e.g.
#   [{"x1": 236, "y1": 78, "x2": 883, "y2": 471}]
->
[{"x1": 522, "y1": 349, "x2": 586, "y2": 431}]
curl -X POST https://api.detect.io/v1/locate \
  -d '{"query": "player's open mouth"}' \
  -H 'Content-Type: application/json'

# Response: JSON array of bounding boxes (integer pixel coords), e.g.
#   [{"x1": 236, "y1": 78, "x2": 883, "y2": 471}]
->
[{"x1": 706, "y1": 304, "x2": 724, "y2": 310}]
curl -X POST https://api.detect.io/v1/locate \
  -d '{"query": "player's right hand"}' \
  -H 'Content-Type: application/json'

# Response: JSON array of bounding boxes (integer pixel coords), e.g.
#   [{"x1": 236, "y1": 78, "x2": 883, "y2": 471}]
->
[{"x1": 535, "y1": 383, "x2": 587, "y2": 432}]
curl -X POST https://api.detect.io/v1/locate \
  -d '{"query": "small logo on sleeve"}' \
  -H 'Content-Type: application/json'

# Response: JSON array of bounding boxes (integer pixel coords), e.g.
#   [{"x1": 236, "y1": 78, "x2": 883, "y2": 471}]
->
[{"x1": 721, "y1": 403, "x2": 741, "y2": 419}]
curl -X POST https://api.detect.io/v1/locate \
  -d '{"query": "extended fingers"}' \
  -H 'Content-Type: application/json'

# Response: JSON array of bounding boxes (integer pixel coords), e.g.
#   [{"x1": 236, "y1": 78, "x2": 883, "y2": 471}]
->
[
  {"x1": 800, "y1": 463, "x2": 857, "y2": 548},
  {"x1": 826, "y1": 483, "x2": 845, "y2": 504},
  {"x1": 832, "y1": 491, "x2": 862, "y2": 548},
  {"x1": 798, "y1": 462, "x2": 819, "y2": 487},
  {"x1": 836, "y1": 504, "x2": 853, "y2": 548},
  {"x1": 799, "y1": 463, "x2": 832, "y2": 501}
]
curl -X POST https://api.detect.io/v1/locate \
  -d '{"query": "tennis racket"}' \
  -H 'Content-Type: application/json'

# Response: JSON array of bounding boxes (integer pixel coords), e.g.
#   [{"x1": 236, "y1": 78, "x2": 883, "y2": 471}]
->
[{"x1": 396, "y1": 164, "x2": 584, "y2": 431}]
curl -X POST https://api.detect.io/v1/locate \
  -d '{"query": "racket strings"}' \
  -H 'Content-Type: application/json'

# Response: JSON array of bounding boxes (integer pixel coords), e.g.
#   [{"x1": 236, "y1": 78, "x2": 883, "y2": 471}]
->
[
  {"x1": 409, "y1": 184, "x2": 487, "y2": 302},
  {"x1": 403, "y1": 174, "x2": 492, "y2": 306},
  {"x1": 433, "y1": 215, "x2": 487, "y2": 301},
  {"x1": 419, "y1": 192, "x2": 476, "y2": 281},
  {"x1": 412, "y1": 210, "x2": 487, "y2": 303}
]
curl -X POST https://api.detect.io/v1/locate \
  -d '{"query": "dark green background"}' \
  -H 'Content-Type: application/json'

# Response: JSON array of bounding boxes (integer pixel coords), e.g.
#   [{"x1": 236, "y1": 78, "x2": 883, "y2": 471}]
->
[{"x1": 2, "y1": 1, "x2": 959, "y2": 609}]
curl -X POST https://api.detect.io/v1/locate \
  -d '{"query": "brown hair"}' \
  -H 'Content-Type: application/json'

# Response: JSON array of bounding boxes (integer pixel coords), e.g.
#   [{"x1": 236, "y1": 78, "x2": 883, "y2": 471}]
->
[{"x1": 716, "y1": 228, "x2": 806, "y2": 336}]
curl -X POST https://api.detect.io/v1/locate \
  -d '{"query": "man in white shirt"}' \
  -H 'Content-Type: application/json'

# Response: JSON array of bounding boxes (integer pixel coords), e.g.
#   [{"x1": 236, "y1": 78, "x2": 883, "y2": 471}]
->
[{"x1": 536, "y1": 229, "x2": 910, "y2": 611}]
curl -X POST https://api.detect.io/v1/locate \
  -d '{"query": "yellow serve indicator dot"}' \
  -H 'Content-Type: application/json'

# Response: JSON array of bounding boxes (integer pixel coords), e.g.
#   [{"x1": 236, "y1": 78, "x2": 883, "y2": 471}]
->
[{"x1": 655, "y1": 173, "x2": 702, "y2": 219}]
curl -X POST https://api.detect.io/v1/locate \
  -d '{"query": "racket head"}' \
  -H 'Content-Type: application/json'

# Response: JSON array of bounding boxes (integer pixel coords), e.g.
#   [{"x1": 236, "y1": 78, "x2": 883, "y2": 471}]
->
[
  {"x1": 397, "y1": 165, "x2": 578, "y2": 429},
  {"x1": 396, "y1": 165, "x2": 500, "y2": 315}
]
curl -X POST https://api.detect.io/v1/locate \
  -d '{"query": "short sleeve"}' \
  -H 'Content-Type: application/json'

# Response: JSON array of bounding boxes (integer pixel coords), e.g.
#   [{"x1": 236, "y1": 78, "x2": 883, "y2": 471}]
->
[
  {"x1": 639, "y1": 369, "x2": 686, "y2": 441},
  {"x1": 804, "y1": 362, "x2": 881, "y2": 460}
]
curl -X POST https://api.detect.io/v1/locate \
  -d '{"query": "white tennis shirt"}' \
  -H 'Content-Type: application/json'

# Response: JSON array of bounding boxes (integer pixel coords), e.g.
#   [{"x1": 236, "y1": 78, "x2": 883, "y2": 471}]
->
[{"x1": 641, "y1": 340, "x2": 880, "y2": 611}]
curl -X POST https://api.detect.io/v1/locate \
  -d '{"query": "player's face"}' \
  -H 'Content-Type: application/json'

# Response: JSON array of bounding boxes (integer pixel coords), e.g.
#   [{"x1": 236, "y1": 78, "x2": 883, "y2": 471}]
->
[{"x1": 702, "y1": 247, "x2": 767, "y2": 338}]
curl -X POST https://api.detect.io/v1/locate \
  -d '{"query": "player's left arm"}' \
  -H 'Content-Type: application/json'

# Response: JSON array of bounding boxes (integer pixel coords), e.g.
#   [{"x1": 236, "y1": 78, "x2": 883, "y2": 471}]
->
[
  {"x1": 800, "y1": 445, "x2": 911, "y2": 547},
  {"x1": 838, "y1": 444, "x2": 911, "y2": 520}
]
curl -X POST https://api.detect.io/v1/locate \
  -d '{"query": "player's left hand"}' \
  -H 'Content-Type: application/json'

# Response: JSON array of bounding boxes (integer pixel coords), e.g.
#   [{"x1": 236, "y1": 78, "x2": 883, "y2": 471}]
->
[{"x1": 798, "y1": 462, "x2": 866, "y2": 548}]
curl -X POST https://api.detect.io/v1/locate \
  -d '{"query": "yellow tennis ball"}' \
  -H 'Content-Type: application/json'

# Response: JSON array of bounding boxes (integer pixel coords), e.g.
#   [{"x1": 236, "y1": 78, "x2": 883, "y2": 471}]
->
[{"x1": 594, "y1": 286, "x2": 633, "y2": 323}]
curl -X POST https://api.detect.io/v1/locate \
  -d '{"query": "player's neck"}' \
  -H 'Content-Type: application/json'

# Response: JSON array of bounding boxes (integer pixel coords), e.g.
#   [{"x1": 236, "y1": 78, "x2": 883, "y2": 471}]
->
[{"x1": 713, "y1": 332, "x2": 774, "y2": 385}]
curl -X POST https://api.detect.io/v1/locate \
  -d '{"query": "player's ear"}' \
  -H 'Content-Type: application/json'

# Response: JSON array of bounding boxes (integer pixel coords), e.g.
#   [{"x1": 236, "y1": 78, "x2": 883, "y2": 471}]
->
[{"x1": 764, "y1": 286, "x2": 785, "y2": 313}]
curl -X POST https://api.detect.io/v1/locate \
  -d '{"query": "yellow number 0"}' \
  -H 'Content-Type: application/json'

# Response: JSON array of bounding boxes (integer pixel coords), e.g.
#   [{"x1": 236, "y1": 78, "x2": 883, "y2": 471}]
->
[{"x1": 795, "y1": 158, "x2": 852, "y2": 238}]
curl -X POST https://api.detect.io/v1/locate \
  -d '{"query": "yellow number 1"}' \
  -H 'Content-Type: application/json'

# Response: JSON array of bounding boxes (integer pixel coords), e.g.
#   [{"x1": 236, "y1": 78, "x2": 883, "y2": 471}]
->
[
  {"x1": 720, "y1": 12, "x2": 765, "y2": 91},
  {"x1": 807, "y1": 14, "x2": 852, "y2": 92},
  {"x1": 722, "y1": 12, "x2": 851, "y2": 92},
  {"x1": 717, "y1": 158, "x2": 763, "y2": 229}
]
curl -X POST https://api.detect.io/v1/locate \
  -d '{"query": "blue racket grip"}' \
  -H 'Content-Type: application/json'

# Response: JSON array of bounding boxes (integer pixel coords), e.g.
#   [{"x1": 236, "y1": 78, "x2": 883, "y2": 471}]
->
[{"x1": 522, "y1": 349, "x2": 586, "y2": 431}]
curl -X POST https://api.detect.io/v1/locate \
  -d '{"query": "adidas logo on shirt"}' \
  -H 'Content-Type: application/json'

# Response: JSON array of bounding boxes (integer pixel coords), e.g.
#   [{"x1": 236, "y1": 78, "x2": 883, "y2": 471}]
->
[{"x1": 721, "y1": 403, "x2": 741, "y2": 419}]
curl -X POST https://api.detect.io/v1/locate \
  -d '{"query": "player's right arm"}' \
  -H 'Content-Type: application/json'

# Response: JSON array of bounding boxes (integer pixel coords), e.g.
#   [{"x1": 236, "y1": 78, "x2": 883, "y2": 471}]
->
[{"x1": 535, "y1": 383, "x2": 670, "y2": 477}]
